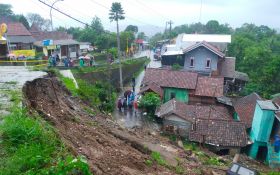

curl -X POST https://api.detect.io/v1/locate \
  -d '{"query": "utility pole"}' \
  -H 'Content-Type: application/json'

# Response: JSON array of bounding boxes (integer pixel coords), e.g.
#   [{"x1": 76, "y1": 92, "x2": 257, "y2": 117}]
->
[
  {"x1": 166, "y1": 20, "x2": 173, "y2": 41},
  {"x1": 50, "y1": 0, "x2": 64, "y2": 31}
]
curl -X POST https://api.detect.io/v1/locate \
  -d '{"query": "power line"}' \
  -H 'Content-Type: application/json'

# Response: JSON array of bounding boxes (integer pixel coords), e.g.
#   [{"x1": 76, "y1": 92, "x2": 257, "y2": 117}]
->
[
  {"x1": 134, "y1": 0, "x2": 169, "y2": 21},
  {"x1": 88, "y1": 0, "x2": 163, "y2": 29},
  {"x1": 38, "y1": 0, "x2": 89, "y2": 26}
]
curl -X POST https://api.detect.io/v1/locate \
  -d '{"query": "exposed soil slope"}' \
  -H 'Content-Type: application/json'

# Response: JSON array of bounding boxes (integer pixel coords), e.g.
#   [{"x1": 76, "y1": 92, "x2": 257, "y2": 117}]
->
[{"x1": 22, "y1": 75, "x2": 175, "y2": 175}]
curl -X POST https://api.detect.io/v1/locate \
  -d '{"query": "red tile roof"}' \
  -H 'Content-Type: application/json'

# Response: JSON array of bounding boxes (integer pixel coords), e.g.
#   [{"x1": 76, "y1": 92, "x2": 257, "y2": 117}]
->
[
  {"x1": 7, "y1": 22, "x2": 32, "y2": 36},
  {"x1": 155, "y1": 99, "x2": 196, "y2": 122},
  {"x1": 233, "y1": 93, "x2": 262, "y2": 128},
  {"x1": 143, "y1": 68, "x2": 198, "y2": 89},
  {"x1": 195, "y1": 76, "x2": 224, "y2": 97},
  {"x1": 183, "y1": 41, "x2": 225, "y2": 58},
  {"x1": 139, "y1": 82, "x2": 163, "y2": 97},
  {"x1": 189, "y1": 119, "x2": 248, "y2": 147}
]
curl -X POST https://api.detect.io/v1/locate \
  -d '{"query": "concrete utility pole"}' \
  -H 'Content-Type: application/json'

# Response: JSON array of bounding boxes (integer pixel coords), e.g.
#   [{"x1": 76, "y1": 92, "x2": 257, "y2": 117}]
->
[
  {"x1": 166, "y1": 20, "x2": 173, "y2": 40},
  {"x1": 116, "y1": 18, "x2": 124, "y2": 91},
  {"x1": 50, "y1": 0, "x2": 64, "y2": 31}
]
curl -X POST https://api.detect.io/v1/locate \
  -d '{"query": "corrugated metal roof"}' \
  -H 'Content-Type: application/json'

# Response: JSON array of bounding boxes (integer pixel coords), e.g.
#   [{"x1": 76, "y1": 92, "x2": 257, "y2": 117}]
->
[
  {"x1": 162, "y1": 50, "x2": 183, "y2": 56},
  {"x1": 257, "y1": 100, "x2": 277, "y2": 110},
  {"x1": 7, "y1": 35, "x2": 35, "y2": 43},
  {"x1": 182, "y1": 34, "x2": 231, "y2": 43}
]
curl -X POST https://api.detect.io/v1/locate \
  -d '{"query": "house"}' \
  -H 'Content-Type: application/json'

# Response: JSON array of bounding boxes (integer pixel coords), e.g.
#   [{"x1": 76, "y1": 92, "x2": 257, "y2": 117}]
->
[
  {"x1": 155, "y1": 99, "x2": 195, "y2": 136},
  {"x1": 4, "y1": 22, "x2": 35, "y2": 58},
  {"x1": 233, "y1": 93, "x2": 262, "y2": 129},
  {"x1": 141, "y1": 68, "x2": 224, "y2": 104},
  {"x1": 30, "y1": 25, "x2": 82, "y2": 59},
  {"x1": 160, "y1": 34, "x2": 248, "y2": 93},
  {"x1": 155, "y1": 99, "x2": 248, "y2": 152},
  {"x1": 141, "y1": 68, "x2": 198, "y2": 103},
  {"x1": 248, "y1": 100, "x2": 280, "y2": 168}
]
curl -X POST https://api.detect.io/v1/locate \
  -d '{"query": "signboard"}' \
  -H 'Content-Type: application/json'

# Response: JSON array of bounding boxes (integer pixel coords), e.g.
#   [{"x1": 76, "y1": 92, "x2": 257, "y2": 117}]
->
[
  {"x1": 11, "y1": 49, "x2": 36, "y2": 57},
  {"x1": 43, "y1": 39, "x2": 53, "y2": 46},
  {"x1": 0, "y1": 23, "x2": 7, "y2": 38}
]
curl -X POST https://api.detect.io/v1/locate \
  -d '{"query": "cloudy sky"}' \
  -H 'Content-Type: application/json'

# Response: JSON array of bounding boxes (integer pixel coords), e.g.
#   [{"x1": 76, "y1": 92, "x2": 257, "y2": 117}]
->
[{"x1": 2, "y1": 0, "x2": 280, "y2": 35}]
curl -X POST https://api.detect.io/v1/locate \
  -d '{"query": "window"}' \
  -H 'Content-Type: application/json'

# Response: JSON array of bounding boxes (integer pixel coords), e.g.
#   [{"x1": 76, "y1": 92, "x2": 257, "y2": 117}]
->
[
  {"x1": 170, "y1": 92, "x2": 176, "y2": 99},
  {"x1": 206, "y1": 58, "x2": 211, "y2": 68},
  {"x1": 190, "y1": 57, "x2": 194, "y2": 67}
]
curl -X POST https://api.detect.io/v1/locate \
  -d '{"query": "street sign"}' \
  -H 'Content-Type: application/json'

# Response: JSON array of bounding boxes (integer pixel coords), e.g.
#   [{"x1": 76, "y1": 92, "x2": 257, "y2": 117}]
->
[{"x1": 42, "y1": 39, "x2": 53, "y2": 46}]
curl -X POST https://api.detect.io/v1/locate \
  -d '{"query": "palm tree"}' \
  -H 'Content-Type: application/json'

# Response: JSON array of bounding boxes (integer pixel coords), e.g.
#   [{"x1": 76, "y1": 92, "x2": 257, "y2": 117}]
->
[{"x1": 109, "y1": 2, "x2": 125, "y2": 91}]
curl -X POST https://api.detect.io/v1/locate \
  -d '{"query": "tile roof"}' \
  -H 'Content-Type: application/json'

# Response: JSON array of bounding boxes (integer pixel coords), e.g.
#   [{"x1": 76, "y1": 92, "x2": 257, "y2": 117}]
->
[
  {"x1": 142, "y1": 68, "x2": 198, "y2": 89},
  {"x1": 30, "y1": 31, "x2": 73, "y2": 41},
  {"x1": 139, "y1": 83, "x2": 163, "y2": 97},
  {"x1": 7, "y1": 22, "x2": 32, "y2": 36},
  {"x1": 195, "y1": 76, "x2": 224, "y2": 97},
  {"x1": 273, "y1": 96, "x2": 280, "y2": 106},
  {"x1": 189, "y1": 119, "x2": 248, "y2": 147},
  {"x1": 155, "y1": 99, "x2": 196, "y2": 122},
  {"x1": 233, "y1": 93, "x2": 262, "y2": 128},
  {"x1": 183, "y1": 41, "x2": 225, "y2": 58},
  {"x1": 7, "y1": 35, "x2": 35, "y2": 43},
  {"x1": 195, "y1": 105, "x2": 232, "y2": 121},
  {"x1": 156, "y1": 100, "x2": 232, "y2": 122}
]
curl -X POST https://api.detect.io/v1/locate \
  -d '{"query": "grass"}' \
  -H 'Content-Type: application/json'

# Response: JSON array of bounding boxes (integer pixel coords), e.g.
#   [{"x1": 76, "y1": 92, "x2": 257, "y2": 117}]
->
[
  {"x1": 60, "y1": 76, "x2": 78, "y2": 96},
  {"x1": 151, "y1": 151, "x2": 167, "y2": 166},
  {"x1": 0, "y1": 108, "x2": 91, "y2": 174}
]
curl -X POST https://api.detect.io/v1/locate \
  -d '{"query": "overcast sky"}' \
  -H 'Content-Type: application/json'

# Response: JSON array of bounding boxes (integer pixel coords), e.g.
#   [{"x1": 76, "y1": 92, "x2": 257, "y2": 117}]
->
[{"x1": 2, "y1": 0, "x2": 280, "y2": 35}]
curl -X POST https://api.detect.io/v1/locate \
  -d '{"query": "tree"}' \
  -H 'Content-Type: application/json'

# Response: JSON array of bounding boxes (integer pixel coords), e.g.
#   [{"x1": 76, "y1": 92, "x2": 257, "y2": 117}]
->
[
  {"x1": 206, "y1": 20, "x2": 220, "y2": 34},
  {"x1": 120, "y1": 31, "x2": 135, "y2": 51},
  {"x1": 137, "y1": 32, "x2": 146, "y2": 40},
  {"x1": 125, "y1": 25, "x2": 138, "y2": 33},
  {"x1": 0, "y1": 4, "x2": 14, "y2": 17},
  {"x1": 27, "y1": 13, "x2": 51, "y2": 31},
  {"x1": 16, "y1": 15, "x2": 30, "y2": 29},
  {"x1": 109, "y1": 2, "x2": 125, "y2": 91},
  {"x1": 138, "y1": 92, "x2": 161, "y2": 116},
  {"x1": 90, "y1": 16, "x2": 104, "y2": 35}
]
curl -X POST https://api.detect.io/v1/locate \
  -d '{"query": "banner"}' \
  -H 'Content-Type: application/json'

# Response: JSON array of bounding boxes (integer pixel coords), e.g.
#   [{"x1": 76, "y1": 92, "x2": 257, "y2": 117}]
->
[{"x1": 11, "y1": 49, "x2": 36, "y2": 57}]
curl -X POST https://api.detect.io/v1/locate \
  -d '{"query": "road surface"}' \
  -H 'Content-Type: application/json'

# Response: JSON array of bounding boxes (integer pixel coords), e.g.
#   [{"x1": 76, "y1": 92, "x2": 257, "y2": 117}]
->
[{"x1": 0, "y1": 66, "x2": 46, "y2": 116}]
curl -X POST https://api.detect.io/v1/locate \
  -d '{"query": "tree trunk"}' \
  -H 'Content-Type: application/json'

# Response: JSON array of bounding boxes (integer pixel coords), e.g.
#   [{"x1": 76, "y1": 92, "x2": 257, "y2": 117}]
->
[{"x1": 116, "y1": 19, "x2": 123, "y2": 91}]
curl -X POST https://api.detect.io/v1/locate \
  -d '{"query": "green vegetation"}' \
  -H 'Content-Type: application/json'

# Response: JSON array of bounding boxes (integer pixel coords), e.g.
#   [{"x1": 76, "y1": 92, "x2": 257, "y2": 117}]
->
[
  {"x1": 151, "y1": 151, "x2": 167, "y2": 166},
  {"x1": 171, "y1": 63, "x2": 183, "y2": 70},
  {"x1": 150, "y1": 20, "x2": 280, "y2": 98},
  {"x1": 145, "y1": 159, "x2": 153, "y2": 167},
  {"x1": 138, "y1": 92, "x2": 161, "y2": 116},
  {"x1": 76, "y1": 80, "x2": 116, "y2": 113},
  {"x1": 60, "y1": 76, "x2": 78, "y2": 96},
  {"x1": 0, "y1": 107, "x2": 91, "y2": 175}
]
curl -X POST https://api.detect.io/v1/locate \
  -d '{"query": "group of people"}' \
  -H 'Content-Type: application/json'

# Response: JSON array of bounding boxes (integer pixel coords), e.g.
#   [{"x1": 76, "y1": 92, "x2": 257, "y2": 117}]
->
[
  {"x1": 117, "y1": 90, "x2": 137, "y2": 111},
  {"x1": 48, "y1": 54, "x2": 60, "y2": 67}
]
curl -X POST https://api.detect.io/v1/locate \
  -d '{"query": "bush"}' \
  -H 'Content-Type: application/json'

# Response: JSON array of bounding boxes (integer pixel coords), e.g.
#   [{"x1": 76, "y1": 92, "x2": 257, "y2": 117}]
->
[
  {"x1": 138, "y1": 92, "x2": 161, "y2": 116},
  {"x1": 172, "y1": 63, "x2": 182, "y2": 70}
]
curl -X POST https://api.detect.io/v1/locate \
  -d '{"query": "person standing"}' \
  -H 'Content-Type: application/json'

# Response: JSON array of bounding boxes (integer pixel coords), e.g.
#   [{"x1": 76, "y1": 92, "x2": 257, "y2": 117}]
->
[
  {"x1": 132, "y1": 77, "x2": 136, "y2": 92},
  {"x1": 89, "y1": 56, "x2": 94, "y2": 66},
  {"x1": 79, "y1": 58, "x2": 84, "y2": 67}
]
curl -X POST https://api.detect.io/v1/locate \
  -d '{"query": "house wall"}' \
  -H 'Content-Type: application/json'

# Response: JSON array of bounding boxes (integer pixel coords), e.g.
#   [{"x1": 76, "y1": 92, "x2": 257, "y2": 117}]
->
[
  {"x1": 163, "y1": 87, "x2": 188, "y2": 103},
  {"x1": 250, "y1": 104, "x2": 275, "y2": 143},
  {"x1": 163, "y1": 114, "x2": 192, "y2": 137},
  {"x1": 184, "y1": 46, "x2": 219, "y2": 74}
]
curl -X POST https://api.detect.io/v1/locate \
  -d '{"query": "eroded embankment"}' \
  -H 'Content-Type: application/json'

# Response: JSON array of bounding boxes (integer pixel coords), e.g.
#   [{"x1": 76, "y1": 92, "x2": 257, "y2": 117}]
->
[{"x1": 22, "y1": 75, "x2": 173, "y2": 175}]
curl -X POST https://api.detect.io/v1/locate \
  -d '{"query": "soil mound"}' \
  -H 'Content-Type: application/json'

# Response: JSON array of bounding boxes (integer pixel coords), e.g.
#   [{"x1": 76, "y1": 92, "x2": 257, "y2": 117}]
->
[{"x1": 22, "y1": 75, "x2": 172, "y2": 175}]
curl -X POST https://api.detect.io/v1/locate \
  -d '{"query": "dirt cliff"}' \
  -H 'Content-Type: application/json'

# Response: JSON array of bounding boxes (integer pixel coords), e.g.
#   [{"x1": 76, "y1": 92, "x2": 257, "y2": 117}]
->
[{"x1": 22, "y1": 75, "x2": 176, "y2": 175}]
